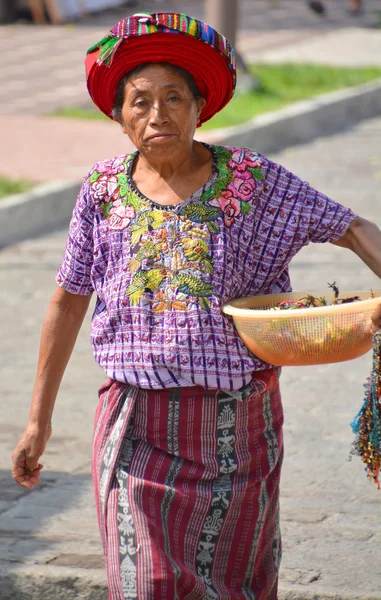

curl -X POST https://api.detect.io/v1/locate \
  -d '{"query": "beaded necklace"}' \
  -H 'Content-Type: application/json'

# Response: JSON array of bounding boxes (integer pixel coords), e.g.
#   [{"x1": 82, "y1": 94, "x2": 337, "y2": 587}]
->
[{"x1": 349, "y1": 332, "x2": 381, "y2": 489}]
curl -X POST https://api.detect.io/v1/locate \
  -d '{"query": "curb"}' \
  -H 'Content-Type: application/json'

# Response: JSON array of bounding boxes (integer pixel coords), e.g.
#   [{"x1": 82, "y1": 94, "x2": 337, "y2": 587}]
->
[
  {"x1": 201, "y1": 78, "x2": 381, "y2": 153},
  {"x1": 0, "y1": 180, "x2": 79, "y2": 249},
  {"x1": 0, "y1": 564, "x2": 107, "y2": 600},
  {"x1": 0, "y1": 564, "x2": 380, "y2": 600},
  {"x1": 1, "y1": 78, "x2": 380, "y2": 249},
  {"x1": 278, "y1": 587, "x2": 381, "y2": 600}
]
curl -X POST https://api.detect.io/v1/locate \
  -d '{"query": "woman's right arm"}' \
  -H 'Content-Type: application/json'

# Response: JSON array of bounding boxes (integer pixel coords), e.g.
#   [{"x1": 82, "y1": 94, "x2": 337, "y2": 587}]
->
[{"x1": 12, "y1": 286, "x2": 91, "y2": 489}]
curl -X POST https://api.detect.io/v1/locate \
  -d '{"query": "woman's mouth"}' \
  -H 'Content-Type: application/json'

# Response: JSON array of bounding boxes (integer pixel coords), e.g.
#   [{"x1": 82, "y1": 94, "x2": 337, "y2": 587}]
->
[{"x1": 147, "y1": 134, "x2": 177, "y2": 142}]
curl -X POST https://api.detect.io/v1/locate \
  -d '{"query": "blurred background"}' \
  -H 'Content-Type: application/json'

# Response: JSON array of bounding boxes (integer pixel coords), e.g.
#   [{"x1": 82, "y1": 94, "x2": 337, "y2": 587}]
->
[
  {"x1": 1, "y1": 0, "x2": 380, "y2": 25},
  {"x1": 1, "y1": 0, "x2": 381, "y2": 184}
]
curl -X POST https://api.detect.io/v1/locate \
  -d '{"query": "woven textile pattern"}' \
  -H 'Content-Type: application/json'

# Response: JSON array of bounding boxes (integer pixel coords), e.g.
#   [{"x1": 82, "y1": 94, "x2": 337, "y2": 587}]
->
[
  {"x1": 92, "y1": 368, "x2": 283, "y2": 599},
  {"x1": 87, "y1": 12, "x2": 236, "y2": 82},
  {"x1": 57, "y1": 146, "x2": 357, "y2": 391}
]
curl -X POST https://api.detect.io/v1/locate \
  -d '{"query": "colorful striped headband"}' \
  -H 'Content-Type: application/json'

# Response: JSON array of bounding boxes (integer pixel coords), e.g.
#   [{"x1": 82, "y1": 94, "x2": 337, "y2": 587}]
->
[{"x1": 85, "y1": 12, "x2": 237, "y2": 125}]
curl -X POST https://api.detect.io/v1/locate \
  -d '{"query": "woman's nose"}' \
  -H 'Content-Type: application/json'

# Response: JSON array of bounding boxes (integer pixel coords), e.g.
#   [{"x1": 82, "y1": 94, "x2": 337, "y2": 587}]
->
[{"x1": 149, "y1": 102, "x2": 170, "y2": 125}]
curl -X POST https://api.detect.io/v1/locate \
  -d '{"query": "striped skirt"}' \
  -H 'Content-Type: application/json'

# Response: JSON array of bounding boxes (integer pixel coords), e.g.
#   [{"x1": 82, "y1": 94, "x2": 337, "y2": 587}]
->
[{"x1": 92, "y1": 369, "x2": 283, "y2": 600}]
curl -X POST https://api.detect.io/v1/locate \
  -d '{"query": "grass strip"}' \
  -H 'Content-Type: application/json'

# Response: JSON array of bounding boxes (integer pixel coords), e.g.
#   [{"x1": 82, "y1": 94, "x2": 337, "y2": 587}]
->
[
  {"x1": 0, "y1": 175, "x2": 33, "y2": 199},
  {"x1": 50, "y1": 63, "x2": 381, "y2": 131}
]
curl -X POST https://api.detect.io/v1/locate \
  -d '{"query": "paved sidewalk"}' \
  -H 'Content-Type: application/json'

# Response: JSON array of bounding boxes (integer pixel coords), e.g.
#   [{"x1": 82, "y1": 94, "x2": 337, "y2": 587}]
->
[
  {"x1": 1, "y1": 0, "x2": 381, "y2": 183},
  {"x1": 1, "y1": 116, "x2": 381, "y2": 599}
]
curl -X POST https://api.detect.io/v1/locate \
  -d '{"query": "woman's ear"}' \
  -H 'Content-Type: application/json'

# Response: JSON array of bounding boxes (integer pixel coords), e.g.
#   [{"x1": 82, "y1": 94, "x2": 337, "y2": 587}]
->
[
  {"x1": 117, "y1": 116, "x2": 128, "y2": 136},
  {"x1": 197, "y1": 97, "x2": 207, "y2": 119}
]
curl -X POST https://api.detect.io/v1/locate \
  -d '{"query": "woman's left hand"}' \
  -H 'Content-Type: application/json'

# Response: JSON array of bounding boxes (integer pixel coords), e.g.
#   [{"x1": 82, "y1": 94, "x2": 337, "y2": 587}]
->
[{"x1": 371, "y1": 303, "x2": 381, "y2": 334}]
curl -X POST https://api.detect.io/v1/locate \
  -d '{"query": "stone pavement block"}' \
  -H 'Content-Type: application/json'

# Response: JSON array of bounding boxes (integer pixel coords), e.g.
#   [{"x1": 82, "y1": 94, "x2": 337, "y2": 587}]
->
[
  {"x1": 47, "y1": 554, "x2": 105, "y2": 568},
  {"x1": 0, "y1": 565, "x2": 108, "y2": 600},
  {"x1": 280, "y1": 568, "x2": 322, "y2": 585},
  {"x1": 0, "y1": 473, "x2": 103, "y2": 568},
  {"x1": 280, "y1": 535, "x2": 381, "y2": 594},
  {"x1": 282, "y1": 507, "x2": 329, "y2": 524},
  {"x1": 279, "y1": 591, "x2": 381, "y2": 600}
]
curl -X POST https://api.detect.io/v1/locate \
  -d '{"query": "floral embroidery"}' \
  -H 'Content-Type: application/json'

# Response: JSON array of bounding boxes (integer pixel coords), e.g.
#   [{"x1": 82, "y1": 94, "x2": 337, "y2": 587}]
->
[
  {"x1": 227, "y1": 147, "x2": 263, "y2": 173},
  {"x1": 125, "y1": 218, "x2": 215, "y2": 312},
  {"x1": 196, "y1": 146, "x2": 263, "y2": 231},
  {"x1": 228, "y1": 173, "x2": 257, "y2": 202},
  {"x1": 88, "y1": 145, "x2": 264, "y2": 312},
  {"x1": 89, "y1": 154, "x2": 150, "y2": 230},
  {"x1": 96, "y1": 156, "x2": 126, "y2": 175},
  {"x1": 109, "y1": 201, "x2": 136, "y2": 231},
  {"x1": 209, "y1": 191, "x2": 241, "y2": 227},
  {"x1": 92, "y1": 174, "x2": 119, "y2": 202}
]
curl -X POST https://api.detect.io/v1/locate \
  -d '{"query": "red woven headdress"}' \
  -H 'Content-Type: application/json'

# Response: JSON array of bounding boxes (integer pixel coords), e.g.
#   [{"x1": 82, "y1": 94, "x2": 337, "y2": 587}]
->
[{"x1": 85, "y1": 12, "x2": 237, "y2": 126}]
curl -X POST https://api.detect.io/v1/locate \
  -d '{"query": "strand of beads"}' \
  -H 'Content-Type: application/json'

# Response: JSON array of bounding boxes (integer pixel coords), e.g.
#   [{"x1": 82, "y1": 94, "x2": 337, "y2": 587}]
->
[{"x1": 349, "y1": 332, "x2": 381, "y2": 489}]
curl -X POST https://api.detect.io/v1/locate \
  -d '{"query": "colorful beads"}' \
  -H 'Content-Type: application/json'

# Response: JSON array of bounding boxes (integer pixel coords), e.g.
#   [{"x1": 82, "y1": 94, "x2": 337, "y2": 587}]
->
[{"x1": 350, "y1": 332, "x2": 381, "y2": 489}]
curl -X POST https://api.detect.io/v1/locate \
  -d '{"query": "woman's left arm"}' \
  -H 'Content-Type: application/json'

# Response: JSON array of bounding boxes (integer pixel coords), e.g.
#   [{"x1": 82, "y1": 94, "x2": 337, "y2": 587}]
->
[{"x1": 332, "y1": 216, "x2": 381, "y2": 332}]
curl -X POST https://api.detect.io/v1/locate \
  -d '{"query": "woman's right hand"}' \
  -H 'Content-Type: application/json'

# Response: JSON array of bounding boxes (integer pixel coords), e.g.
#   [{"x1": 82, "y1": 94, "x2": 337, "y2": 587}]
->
[
  {"x1": 11, "y1": 287, "x2": 91, "y2": 489},
  {"x1": 12, "y1": 424, "x2": 52, "y2": 489}
]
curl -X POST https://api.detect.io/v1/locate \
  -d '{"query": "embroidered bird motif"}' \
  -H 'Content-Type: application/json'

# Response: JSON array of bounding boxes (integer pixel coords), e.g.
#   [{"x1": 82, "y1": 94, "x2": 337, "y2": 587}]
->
[
  {"x1": 126, "y1": 268, "x2": 168, "y2": 305},
  {"x1": 128, "y1": 240, "x2": 162, "y2": 273},
  {"x1": 171, "y1": 273, "x2": 214, "y2": 311},
  {"x1": 129, "y1": 210, "x2": 173, "y2": 245},
  {"x1": 178, "y1": 237, "x2": 214, "y2": 274},
  {"x1": 179, "y1": 203, "x2": 221, "y2": 233}
]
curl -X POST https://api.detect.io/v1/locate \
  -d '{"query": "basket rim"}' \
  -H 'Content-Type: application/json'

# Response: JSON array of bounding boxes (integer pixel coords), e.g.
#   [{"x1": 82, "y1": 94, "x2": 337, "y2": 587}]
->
[{"x1": 222, "y1": 290, "x2": 381, "y2": 319}]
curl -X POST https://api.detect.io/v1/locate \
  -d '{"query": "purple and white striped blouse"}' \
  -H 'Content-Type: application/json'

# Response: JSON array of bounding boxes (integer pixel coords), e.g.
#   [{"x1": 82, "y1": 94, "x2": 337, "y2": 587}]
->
[{"x1": 56, "y1": 145, "x2": 357, "y2": 390}]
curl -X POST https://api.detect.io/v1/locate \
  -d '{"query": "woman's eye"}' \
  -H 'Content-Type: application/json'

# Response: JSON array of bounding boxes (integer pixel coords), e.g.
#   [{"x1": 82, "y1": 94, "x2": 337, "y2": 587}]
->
[
  {"x1": 168, "y1": 96, "x2": 180, "y2": 102},
  {"x1": 134, "y1": 100, "x2": 147, "y2": 108}
]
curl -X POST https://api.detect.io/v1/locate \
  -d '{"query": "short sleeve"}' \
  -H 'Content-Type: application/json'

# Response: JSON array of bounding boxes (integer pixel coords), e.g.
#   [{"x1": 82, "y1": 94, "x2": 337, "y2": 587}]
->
[
  {"x1": 56, "y1": 178, "x2": 95, "y2": 295},
  {"x1": 302, "y1": 182, "x2": 358, "y2": 244},
  {"x1": 260, "y1": 156, "x2": 358, "y2": 247}
]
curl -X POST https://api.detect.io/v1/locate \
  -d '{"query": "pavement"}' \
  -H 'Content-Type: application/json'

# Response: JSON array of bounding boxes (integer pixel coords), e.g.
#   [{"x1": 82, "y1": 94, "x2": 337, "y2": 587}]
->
[
  {"x1": 1, "y1": 115, "x2": 381, "y2": 599},
  {"x1": 1, "y1": 0, "x2": 381, "y2": 182}
]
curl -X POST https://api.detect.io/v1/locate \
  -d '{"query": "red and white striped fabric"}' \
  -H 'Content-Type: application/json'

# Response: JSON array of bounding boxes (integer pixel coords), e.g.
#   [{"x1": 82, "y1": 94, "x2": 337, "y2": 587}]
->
[{"x1": 92, "y1": 369, "x2": 283, "y2": 599}]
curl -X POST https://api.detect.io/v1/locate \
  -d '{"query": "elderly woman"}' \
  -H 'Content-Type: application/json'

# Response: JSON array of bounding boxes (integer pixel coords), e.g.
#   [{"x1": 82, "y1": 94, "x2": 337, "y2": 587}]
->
[{"x1": 12, "y1": 11, "x2": 381, "y2": 600}]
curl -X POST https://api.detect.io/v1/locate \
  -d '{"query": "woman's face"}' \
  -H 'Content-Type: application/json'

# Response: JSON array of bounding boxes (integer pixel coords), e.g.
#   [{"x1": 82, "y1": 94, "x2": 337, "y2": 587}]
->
[{"x1": 120, "y1": 64, "x2": 206, "y2": 159}]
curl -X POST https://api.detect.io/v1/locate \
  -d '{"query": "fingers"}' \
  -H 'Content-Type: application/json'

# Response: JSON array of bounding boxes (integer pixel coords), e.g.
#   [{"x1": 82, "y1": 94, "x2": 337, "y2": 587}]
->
[
  {"x1": 13, "y1": 464, "x2": 43, "y2": 489},
  {"x1": 12, "y1": 447, "x2": 44, "y2": 489},
  {"x1": 12, "y1": 463, "x2": 35, "y2": 489},
  {"x1": 25, "y1": 465, "x2": 44, "y2": 487},
  {"x1": 12, "y1": 425, "x2": 50, "y2": 489}
]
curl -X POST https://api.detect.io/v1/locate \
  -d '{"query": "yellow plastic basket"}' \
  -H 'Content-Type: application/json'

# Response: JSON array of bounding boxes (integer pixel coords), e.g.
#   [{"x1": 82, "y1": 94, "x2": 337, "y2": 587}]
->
[{"x1": 222, "y1": 291, "x2": 381, "y2": 366}]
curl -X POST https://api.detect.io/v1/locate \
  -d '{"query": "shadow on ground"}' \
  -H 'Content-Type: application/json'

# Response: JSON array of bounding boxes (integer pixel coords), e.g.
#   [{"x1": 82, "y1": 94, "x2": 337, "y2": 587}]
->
[{"x1": 0, "y1": 469, "x2": 107, "y2": 599}]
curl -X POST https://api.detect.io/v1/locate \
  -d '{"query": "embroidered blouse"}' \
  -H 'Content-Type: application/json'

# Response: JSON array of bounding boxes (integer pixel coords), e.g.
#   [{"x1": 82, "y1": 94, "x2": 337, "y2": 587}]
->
[{"x1": 56, "y1": 145, "x2": 357, "y2": 390}]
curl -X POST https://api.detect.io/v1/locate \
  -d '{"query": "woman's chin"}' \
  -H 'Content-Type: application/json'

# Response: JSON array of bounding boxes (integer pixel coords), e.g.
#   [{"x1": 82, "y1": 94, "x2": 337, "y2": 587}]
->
[{"x1": 142, "y1": 136, "x2": 186, "y2": 156}]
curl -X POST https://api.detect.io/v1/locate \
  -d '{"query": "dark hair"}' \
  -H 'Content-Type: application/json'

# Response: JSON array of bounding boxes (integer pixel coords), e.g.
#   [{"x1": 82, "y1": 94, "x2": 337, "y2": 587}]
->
[{"x1": 111, "y1": 62, "x2": 203, "y2": 123}]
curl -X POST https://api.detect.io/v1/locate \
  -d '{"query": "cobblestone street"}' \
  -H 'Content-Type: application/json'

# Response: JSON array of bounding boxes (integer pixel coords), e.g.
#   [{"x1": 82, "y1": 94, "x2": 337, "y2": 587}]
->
[{"x1": 1, "y1": 116, "x2": 381, "y2": 598}]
